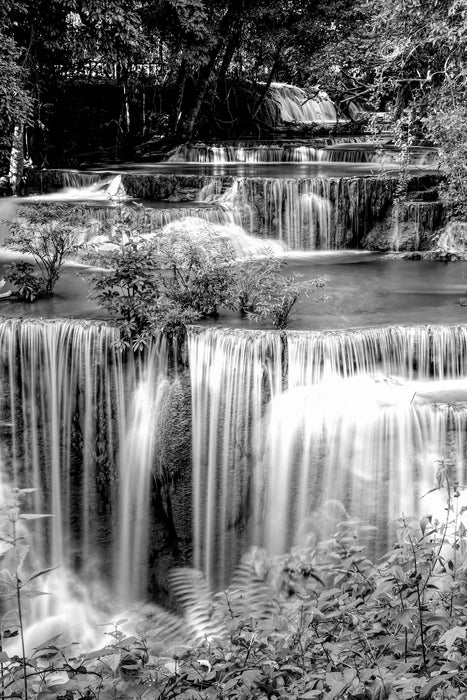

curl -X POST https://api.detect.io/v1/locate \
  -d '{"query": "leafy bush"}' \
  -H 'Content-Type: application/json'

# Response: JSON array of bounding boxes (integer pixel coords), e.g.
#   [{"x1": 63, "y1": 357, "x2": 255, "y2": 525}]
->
[
  {"x1": 4, "y1": 203, "x2": 88, "y2": 298},
  {"x1": 4, "y1": 261, "x2": 43, "y2": 302},
  {"x1": 252, "y1": 272, "x2": 328, "y2": 329},
  {"x1": 91, "y1": 231, "x2": 327, "y2": 345},
  {"x1": 161, "y1": 234, "x2": 236, "y2": 318},
  {"x1": 3, "y1": 463, "x2": 467, "y2": 698},
  {"x1": 228, "y1": 256, "x2": 285, "y2": 314},
  {"x1": 90, "y1": 238, "x2": 201, "y2": 349}
]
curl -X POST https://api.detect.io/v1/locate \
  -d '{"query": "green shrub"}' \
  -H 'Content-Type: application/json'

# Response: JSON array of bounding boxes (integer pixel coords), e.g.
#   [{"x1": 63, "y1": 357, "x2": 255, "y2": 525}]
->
[
  {"x1": 5, "y1": 203, "x2": 88, "y2": 298},
  {"x1": 3, "y1": 464, "x2": 467, "y2": 698},
  {"x1": 252, "y1": 272, "x2": 328, "y2": 329},
  {"x1": 90, "y1": 229, "x2": 328, "y2": 344},
  {"x1": 4, "y1": 261, "x2": 43, "y2": 301}
]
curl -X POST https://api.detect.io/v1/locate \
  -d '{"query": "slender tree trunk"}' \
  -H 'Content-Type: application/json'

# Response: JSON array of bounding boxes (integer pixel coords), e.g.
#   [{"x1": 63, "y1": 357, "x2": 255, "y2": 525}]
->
[
  {"x1": 176, "y1": 0, "x2": 245, "y2": 139},
  {"x1": 8, "y1": 124, "x2": 25, "y2": 196},
  {"x1": 171, "y1": 59, "x2": 188, "y2": 134},
  {"x1": 252, "y1": 39, "x2": 284, "y2": 119}
]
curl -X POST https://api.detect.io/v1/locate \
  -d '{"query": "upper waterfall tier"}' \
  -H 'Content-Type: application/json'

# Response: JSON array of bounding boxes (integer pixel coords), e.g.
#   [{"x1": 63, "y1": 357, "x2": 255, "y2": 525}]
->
[
  {"x1": 169, "y1": 142, "x2": 438, "y2": 165},
  {"x1": 27, "y1": 169, "x2": 441, "y2": 251},
  {"x1": 267, "y1": 83, "x2": 338, "y2": 125}
]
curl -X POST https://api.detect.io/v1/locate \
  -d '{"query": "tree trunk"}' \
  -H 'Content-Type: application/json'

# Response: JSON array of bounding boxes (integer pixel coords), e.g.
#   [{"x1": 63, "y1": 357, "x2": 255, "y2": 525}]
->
[
  {"x1": 8, "y1": 124, "x2": 25, "y2": 196},
  {"x1": 176, "y1": 0, "x2": 245, "y2": 140},
  {"x1": 252, "y1": 40, "x2": 284, "y2": 119},
  {"x1": 171, "y1": 60, "x2": 188, "y2": 134}
]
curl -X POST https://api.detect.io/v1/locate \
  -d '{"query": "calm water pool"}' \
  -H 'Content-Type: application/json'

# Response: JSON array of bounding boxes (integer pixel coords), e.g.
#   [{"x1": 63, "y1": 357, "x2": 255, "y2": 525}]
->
[{"x1": 0, "y1": 251, "x2": 465, "y2": 331}]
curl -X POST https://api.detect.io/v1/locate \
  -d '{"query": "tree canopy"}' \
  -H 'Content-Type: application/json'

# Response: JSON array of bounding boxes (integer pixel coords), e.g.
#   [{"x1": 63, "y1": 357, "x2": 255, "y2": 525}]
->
[{"x1": 0, "y1": 0, "x2": 466, "y2": 173}]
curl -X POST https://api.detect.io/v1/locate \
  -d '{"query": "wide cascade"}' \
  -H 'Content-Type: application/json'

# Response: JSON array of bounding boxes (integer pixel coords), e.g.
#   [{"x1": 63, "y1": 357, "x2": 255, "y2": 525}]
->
[
  {"x1": 1, "y1": 319, "x2": 467, "y2": 610},
  {"x1": 27, "y1": 136, "x2": 442, "y2": 253},
  {"x1": 170, "y1": 142, "x2": 438, "y2": 165}
]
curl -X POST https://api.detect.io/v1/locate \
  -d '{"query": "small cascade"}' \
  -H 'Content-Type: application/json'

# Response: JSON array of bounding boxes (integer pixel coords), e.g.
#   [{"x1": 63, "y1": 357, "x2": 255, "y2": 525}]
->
[
  {"x1": 286, "y1": 325, "x2": 467, "y2": 384},
  {"x1": 34, "y1": 174, "x2": 126, "y2": 202},
  {"x1": 362, "y1": 199, "x2": 445, "y2": 252},
  {"x1": 239, "y1": 176, "x2": 395, "y2": 249},
  {"x1": 198, "y1": 177, "x2": 252, "y2": 229},
  {"x1": 169, "y1": 142, "x2": 439, "y2": 165},
  {"x1": 188, "y1": 327, "x2": 283, "y2": 586},
  {"x1": 261, "y1": 381, "x2": 467, "y2": 556},
  {"x1": 117, "y1": 339, "x2": 170, "y2": 602},
  {"x1": 170, "y1": 143, "x2": 324, "y2": 163},
  {"x1": 0, "y1": 319, "x2": 175, "y2": 627},
  {"x1": 188, "y1": 324, "x2": 467, "y2": 585},
  {"x1": 267, "y1": 83, "x2": 338, "y2": 124},
  {"x1": 161, "y1": 218, "x2": 288, "y2": 258},
  {"x1": 62, "y1": 171, "x2": 104, "y2": 189},
  {"x1": 132, "y1": 202, "x2": 244, "y2": 229}
]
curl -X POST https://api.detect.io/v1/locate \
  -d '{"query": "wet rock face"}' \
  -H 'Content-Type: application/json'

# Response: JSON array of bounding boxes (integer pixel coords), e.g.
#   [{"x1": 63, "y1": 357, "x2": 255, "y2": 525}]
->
[
  {"x1": 362, "y1": 200, "x2": 446, "y2": 251},
  {"x1": 148, "y1": 371, "x2": 193, "y2": 602}
]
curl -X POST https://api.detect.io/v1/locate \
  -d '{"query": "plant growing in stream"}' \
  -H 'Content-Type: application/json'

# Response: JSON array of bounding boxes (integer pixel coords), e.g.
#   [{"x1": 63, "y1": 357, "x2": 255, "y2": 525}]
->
[
  {"x1": 4, "y1": 203, "x2": 88, "y2": 299},
  {"x1": 251, "y1": 272, "x2": 328, "y2": 329},
  {"x1": 91, "y1": 231, "x2": 328, "y2": 345}
]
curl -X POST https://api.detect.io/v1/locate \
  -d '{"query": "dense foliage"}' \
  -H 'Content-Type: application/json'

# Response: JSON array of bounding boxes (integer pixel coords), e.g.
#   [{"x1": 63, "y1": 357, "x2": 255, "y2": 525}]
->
[
  {"x1": 89, "y1": 221, "x2": 324, "y2": 348},
  {"x1": 2, "y1": 463, "x2": 467, "y2": 698},
  {"x1": 4, "y1": 204, "x2": 89, "y2": 299}
]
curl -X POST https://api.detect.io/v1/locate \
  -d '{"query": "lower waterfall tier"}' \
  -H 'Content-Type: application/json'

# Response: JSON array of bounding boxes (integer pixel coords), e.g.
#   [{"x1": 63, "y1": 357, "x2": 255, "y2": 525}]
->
[{"x1": 1, "y1": 319, "x2": 467, "y2": 608}]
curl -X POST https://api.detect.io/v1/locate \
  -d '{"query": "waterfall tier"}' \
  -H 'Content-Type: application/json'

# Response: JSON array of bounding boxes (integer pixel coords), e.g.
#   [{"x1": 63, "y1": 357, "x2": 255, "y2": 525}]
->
[
  {"x1": 2, "y1": 320, "x2": 466, "y2": 597},
  {"x1": 266, "y1": 83, "x2": 338, "y2": 125},
  {"x1": 0, "y1": 319, "x2": 191, "y2": 612},
  {"x1": 189, "y1": 325, "x2": 467, "y2": 584},
  {"x1": 170, "y1": 142, "x2": 438, "y2": 165},
  {"x1": 26, "y1": 168, "x2": 442, "y2": 252}
]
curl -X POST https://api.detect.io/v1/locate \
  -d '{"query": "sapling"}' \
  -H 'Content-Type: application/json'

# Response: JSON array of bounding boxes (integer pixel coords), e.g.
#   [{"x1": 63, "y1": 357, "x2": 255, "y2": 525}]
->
[
  {"x1": 4, "y1": 203, "x2": 88, "y2": 299},
  {"x1": 0, "y1": 487, "x2": 53, "y2": 700}
]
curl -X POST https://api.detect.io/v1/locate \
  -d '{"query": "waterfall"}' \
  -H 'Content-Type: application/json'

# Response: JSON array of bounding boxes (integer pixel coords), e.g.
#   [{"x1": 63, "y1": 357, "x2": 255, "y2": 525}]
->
[
  {"x1": 61, "y1": 171, "x2": 103, "y2": 189},
  {"x1": 169, "y1": 143, "x2": 439, "y2": 165},
  {"x1": 239, "y1": 176, "x2": 376, "y2": 248},
  {"x1": 188, "y1": 327, "x2": 283, "y2": 586},
  {"x1": 267, "y1": 83, "x2": 338, "y2": 124},
  {"x1": 3, "y1": 319, "x2": 467, "y2": 606},
  {"x1": 262, "y1": 383, "x2": 467, "y2": 556},
  {"x1": 117, "y1": 341, "x2": 171, "y2": 601},
  {"x1": 24, "y1": 169, "x2": 439, "y2": 253},
  {"x1": 0, "y1": 319, "x2": 173, "y2": 622},
  {"x1": 188, "y1": 325, "x2": 467, "y2": 586}
]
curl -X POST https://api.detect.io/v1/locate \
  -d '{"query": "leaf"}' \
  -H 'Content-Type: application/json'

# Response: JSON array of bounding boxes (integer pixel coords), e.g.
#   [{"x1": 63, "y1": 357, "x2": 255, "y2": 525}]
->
[
  {"x1": 438, "y1": 626, "x2": 466, "y2": 651},
  {"x1": 22, "y1": 566, "x2": 57, "y2": 585},
  {"x1": 0, "y1": 651, "x2": 10, "y2": 662},
  {"x1": 419, "y1": 672, "x2": 456, "y2": 699},
  {"x1": 397, "y1": 608, "x2": 416, "y2": 628},
  {"x1": 44, "y1": 670, "x2": 69, "y2": 685},
  {"x1": 20, "y1": 514, "x2": 53, "y2": 521}
]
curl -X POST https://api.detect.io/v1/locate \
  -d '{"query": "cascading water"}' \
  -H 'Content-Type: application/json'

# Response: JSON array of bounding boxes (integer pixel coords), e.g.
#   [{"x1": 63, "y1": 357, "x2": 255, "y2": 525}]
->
[
  {"x1": 169, "y1": 142, "x2": 439, "y2": 166},
  {"x1": 1, "y1": 319, "x2": 467, "y2": 611},
  {"x1": 267, "y1": 83, "x2": 338, "y2": 125},
  {"x1": 187, "y1": 325, "x2": 467, "y2": 587},
  {"x1": 188, "y1": 328, "x2": 283, "y2": 586},
  {"x1": 239, "y1": 176, "x2": 372, "y2": 248},
  {"x1": 0, "y1": 319, "x2": 174, "y2": 628},
  {"x1": 262, "y1": 381, "x2": 467, "y2": 557}
]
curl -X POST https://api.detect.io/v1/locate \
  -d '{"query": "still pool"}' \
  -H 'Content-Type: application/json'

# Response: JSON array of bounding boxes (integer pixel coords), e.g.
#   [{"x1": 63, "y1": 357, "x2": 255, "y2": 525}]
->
[{"x1": 0, "y1": 251, "x2": 466, "y2": 330}]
